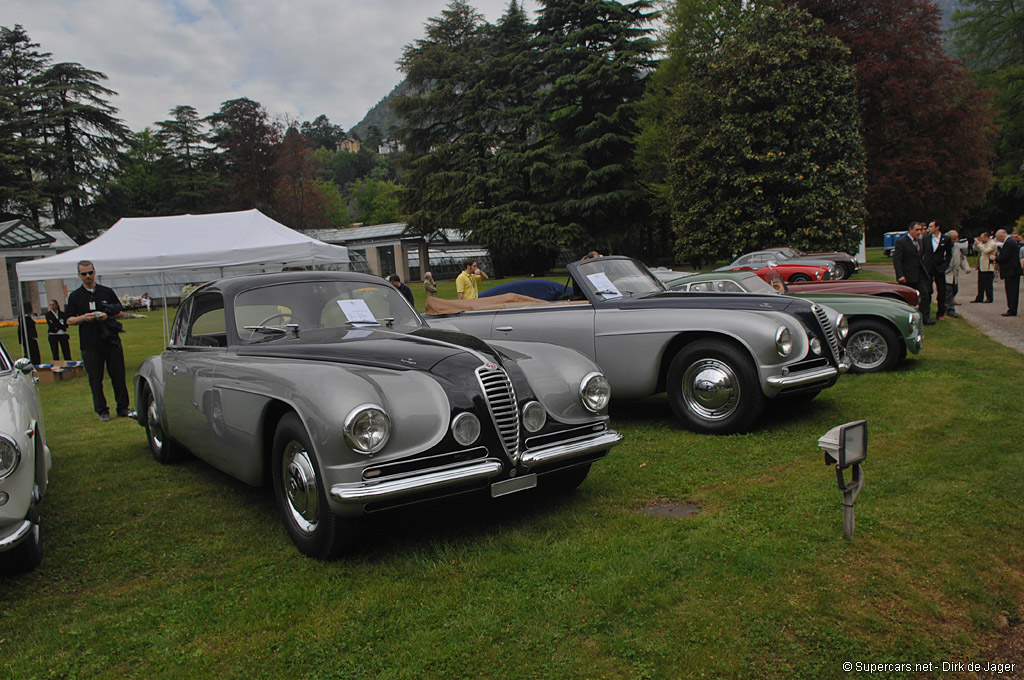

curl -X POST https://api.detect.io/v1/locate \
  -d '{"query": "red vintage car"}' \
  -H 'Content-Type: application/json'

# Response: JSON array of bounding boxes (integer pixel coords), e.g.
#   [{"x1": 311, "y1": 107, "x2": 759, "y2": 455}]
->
[
  {"x1": 786, "y1": 279, "x2": 920, "y2": 307},
  {"x1": 722, "y1": 263, "x2": 833, "y2": 283}
]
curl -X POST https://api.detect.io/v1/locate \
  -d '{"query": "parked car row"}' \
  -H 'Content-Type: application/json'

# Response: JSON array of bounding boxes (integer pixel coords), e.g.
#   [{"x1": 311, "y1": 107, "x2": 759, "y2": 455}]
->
[{"x1": 1, "y1": 248, "x2": 910, "y2": 567}]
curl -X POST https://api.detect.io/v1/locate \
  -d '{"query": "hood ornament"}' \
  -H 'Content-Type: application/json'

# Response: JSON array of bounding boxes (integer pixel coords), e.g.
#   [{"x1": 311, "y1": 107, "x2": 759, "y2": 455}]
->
[{"x1": 401, "y1": 357, "x2": 417, "y2": 366}]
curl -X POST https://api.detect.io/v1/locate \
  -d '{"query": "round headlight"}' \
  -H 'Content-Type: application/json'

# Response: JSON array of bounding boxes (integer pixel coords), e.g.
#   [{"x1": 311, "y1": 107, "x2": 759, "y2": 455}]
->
[
  {"x1": 775, "y1": 326, "x2": 793, "y2": 357},
  {"x1": 579, "y1": 372, "x2": 611, "y2": 413},
  {"x1": 344, "y1": 405, "x2": 390, "y2": 454},
  {"x1": 810, "y1": 337, "x2": 823, "y2": 355},
  {"x1": 835, "y1": 313, "x2": 849, "y2": 340},
  {"x1": 521, "y1": 401, "x2": 547, "y2": 433},
  {"x1": 451, "y1": 412, "x2": 481, "y2": 447},
  {"x1": 815, "y1": 271, "x2": 823, "y2": 280},
  {"x1": 0, "y1": 435, "x2": 21, "y2": 480}
]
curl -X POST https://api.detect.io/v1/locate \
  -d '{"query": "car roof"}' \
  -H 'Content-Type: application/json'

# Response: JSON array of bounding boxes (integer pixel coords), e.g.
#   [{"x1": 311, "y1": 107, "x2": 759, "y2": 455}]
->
[{"x1": 187, "y1": 270, "x2": 389, "y2": 300}]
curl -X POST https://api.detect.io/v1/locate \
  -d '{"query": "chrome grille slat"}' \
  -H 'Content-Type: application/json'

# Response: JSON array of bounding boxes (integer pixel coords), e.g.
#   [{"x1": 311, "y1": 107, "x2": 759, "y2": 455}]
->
[
  {"x1": 475, "y1": 364, "x2": 520, "y2": 460},
  {"x1": 812, "y1": 304, "x2": 841, "y2": 363}
]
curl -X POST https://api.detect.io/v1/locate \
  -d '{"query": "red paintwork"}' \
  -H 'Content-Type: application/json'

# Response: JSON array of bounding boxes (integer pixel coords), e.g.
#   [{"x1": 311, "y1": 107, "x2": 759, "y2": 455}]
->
[
  {"x1": 786, "y1": 279, "x2": 920, "y2": 306},
  {"x1": 727, "y1": 264, "x2": 832, "y2": 283}
]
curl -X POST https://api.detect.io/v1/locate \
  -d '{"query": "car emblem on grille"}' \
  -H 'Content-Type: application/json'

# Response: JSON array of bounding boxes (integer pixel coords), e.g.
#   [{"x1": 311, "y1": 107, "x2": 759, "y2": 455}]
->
[{"x1": 483, "y1": 361, "x2": 498, "y2": 370}]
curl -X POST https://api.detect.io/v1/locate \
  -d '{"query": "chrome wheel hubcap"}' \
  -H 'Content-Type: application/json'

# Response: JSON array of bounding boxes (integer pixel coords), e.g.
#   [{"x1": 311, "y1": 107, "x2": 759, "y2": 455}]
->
[
  {"x1": 682, "y1": 359, "x2": 740, "y2": 420},
  {"x1": 283, "y1": 442, "x2": 319, "y2": 535},
  {"x1": 147, "y1": 397, "x2": 163, "y2": 449},
  {"x1": 849, "y1": 330, "x2": 887, "y2": 370}
]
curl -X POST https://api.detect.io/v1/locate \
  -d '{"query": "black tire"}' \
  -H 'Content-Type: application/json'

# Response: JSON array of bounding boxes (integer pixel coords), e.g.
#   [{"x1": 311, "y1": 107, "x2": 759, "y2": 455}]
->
[
  {"x1": 789, "y1": 273, "x2": 812, "y2": 283},
  {"x1": 847, "y1": 319, "x2": 900, "y2": 373},
  {"x1": 542, "y1": 463, "x2": 592, "y2": 493},
  {"x1": 271, "y1": 413, "x2": 354, "y2": 559},
  {"x1": 666, "y1": 339, "x2": 765, "y2": 434},
  {"x1": 143, "y1": 385, "x2": 182, "y2": 464},
  {"x1": 4, "y1": 521, "x2": 42, "y2": 573}
]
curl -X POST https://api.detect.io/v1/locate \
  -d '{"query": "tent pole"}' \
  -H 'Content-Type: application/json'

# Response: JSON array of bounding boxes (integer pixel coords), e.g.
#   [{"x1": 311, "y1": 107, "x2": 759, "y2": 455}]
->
[
  {"x1": 161, "y1": 271, "x2": 169, "y2": 347},
  {"x1": 14, "y1": 275, "x2": 28, "y2": 362}
]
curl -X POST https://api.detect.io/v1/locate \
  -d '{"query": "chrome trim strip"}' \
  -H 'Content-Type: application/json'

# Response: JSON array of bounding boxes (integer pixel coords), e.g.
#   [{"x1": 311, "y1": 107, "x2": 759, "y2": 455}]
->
[
  {"x1": 766, "y1": 366, "x2": 838, "y2": 388},
  {"x1": 0, "y1": 520, "x2": 33, "y2": 552},
  {"x1": 330, "y1": 460, "x2": 504, "y2": 504},
  {"x1": 519, "y1": 430, "x2": 623, "y2": 468}
]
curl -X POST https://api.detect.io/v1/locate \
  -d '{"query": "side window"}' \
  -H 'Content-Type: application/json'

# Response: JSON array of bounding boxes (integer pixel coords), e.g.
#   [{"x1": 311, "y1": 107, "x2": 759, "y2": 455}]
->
[
  {"x1": 171, "y1": 299, "x2": 193, "y2": 347},
  {"x1": 718, "y1": 280, "x2": 744, "y2": 293},
  {"x1": 184, "y1": 293, "x2": 226, "y2": 348}
]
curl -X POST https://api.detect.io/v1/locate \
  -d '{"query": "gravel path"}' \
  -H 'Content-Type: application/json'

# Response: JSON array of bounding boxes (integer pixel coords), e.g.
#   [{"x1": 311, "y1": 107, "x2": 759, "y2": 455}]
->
[{"x1": 862, "y1": 264, "x2": 1024, "y2": 354}]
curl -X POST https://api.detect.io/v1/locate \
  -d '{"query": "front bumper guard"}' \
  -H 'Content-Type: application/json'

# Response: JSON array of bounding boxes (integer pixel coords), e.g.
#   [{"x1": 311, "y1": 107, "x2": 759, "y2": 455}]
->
[
  {"x1": 766, "y1": 365, "x2": 840, "y2": 391},
  {"x1": 330, "y1": 430, "x2": 622, "y2": 505},
  {"x1": 0, "y1": 520, "x2": 34, "y2": 553}
]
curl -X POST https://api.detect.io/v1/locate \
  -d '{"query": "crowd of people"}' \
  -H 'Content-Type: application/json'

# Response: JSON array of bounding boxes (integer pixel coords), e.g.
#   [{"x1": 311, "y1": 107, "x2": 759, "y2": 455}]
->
[{"x1": 893, "y1": 222, "x2": 1023, "y2": 320}]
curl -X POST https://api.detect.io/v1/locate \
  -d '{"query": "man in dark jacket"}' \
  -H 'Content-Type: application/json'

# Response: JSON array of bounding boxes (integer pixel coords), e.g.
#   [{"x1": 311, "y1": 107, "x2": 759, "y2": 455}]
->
[
  {"x1": 995, "y1": 229, "x2": 1023, "y2": 316},
  {"x1": 65, "y1": 260, "x2": 133, "y2": 422},
  {"x1": 388, "y1": 274, "x2": 415, "y2": 307},
  {"x1": 893, "y1": 222, "x2": 935, "y2": 325},
  {"x1": 922, "y1": 221, "x2": 953, "y2": 320}
]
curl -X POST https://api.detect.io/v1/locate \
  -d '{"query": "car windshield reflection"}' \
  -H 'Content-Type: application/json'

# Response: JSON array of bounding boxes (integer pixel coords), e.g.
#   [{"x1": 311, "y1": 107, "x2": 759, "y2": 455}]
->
[
  {"x1": 233, "y1": 280, "x2": 423, "y2": 343},
  {"x1": 575, "y1": 259, "x2": 665, "y2": 300}
]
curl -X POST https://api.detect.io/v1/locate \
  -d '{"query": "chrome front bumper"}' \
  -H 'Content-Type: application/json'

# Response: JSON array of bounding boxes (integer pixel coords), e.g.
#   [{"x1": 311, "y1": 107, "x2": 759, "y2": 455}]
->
[
  {"x1": 765, "y1": 365, "x2": 840, "y2": 391},
  {"x1": 330, "y1": 430, "x2": 622, "y2": 505},
  {"x1": 0, "y1": 519, "x2": 34, "y2": 553}
]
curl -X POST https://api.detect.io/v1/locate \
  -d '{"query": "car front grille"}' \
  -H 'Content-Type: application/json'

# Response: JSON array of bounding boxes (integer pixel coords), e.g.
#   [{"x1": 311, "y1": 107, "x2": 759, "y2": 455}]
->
[
  {"x1": 476, "y1": 364, "x2": 520, "y2": 461},
  {"x1": 812, "y1": 304, "x2": 841, "y2": 363}
]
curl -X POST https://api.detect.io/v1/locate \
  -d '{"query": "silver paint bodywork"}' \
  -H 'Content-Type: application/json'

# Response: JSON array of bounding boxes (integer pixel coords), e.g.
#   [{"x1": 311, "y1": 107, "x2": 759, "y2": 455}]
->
[
  {"x1": 135, "y1": 272, "x2": 619, "y2": 519},
  {"x1": 429, "y1": 257, "x2": 848, "y2": 403},
  {"x1": 0, "y1": 344, "x2": 51, "y2": 561}
]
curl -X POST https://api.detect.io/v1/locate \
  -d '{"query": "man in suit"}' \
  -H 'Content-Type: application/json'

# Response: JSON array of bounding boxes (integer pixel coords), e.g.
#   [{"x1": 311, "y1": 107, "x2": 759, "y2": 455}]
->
[
  {"x1": 922, "y1": 221, "x2": 953, "y2": 320},
  {"x1": 994, "y1": 229, "x2": 1022, "y2": 316},
  {"x1": 972, "y1": 231, "x2": 998, "y2": 303},
  {"x1": 893, "y1": 222, "x2": 935, "y2": 325}
]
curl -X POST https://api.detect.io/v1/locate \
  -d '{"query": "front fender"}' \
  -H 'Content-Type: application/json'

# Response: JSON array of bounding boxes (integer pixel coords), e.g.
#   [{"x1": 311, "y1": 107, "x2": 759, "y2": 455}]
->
[{"x1": 488, "y1": 339, "x2": 607, "y2": 423}]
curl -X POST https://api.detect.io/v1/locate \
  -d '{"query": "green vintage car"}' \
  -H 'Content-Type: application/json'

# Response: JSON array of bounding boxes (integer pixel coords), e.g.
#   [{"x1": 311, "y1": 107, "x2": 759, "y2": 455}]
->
[{"x1": 667, "y1": 271, "x2": 923, "y2": 374}]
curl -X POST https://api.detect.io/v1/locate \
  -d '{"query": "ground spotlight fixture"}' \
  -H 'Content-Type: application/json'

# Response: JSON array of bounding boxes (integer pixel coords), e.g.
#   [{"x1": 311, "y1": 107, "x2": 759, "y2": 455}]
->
[{"x1": 818, "y1": 420, "x2": 867, "y2": 539}]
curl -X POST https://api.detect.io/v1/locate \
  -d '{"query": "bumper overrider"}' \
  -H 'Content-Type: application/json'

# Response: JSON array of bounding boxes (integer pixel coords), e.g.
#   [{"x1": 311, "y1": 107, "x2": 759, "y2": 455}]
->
[
  {"x1": 765, "y1": 352, "x2": 851, "y2": 394},
  {"x1": 330, "y1": 429, "x2": 623, "y2": 505}
]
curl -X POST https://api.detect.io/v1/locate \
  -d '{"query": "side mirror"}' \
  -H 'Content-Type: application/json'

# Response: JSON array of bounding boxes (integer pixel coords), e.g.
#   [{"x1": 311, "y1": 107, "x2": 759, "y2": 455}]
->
[{"x1": 14, "y1": 358, "x2": 34, "y2": 375}]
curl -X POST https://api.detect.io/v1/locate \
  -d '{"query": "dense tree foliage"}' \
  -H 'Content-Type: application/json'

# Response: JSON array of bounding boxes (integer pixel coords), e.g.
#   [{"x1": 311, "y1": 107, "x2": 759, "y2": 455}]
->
[
  {"x1": 789, "y1": 0, "x2": 996, "y2": 239},
  {"x1": 667, "y1": 5, "x2": 866, "y2": 266},
  {"x1": 396, "y1": 0, "x2": 657, "y2": 273},
  {"x1": 952, "y1": 0, "x2": 1024, "y2": 231}
]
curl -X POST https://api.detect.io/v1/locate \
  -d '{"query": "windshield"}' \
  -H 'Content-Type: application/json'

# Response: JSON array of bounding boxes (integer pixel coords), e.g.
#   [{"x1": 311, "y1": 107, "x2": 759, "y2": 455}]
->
[
  {"x1": 233, "y1": 279, "x2": 423, "y2": 343},
  {"x1": 575, "y1": 259, "x2": 666, "y2": 300}
]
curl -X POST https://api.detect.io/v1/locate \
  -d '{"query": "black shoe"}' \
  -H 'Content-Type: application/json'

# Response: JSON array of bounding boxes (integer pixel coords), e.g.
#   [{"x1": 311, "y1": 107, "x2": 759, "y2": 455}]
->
[
  {"x1": 970, "y1": 299, "x2": 983, "y2": 303},
  {"x1": 117, "y1": 408, "x2": 137, "y2": 419},
  {"x1": 1002, "y1": 312, "x2": 1016, "y2": 317},
  {"x1": 947, "y1": 312, "x2": 959, "y2": 318},
  {"x1": 98, "y1": 412, "x2": 111, "y2": 422},
  {"x1": 923, "y1": 320, "x2": 936, "y2": 325}
]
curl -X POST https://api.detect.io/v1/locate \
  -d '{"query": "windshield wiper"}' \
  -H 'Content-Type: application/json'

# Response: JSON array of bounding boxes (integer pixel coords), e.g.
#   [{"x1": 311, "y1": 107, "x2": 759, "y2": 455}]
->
[{"x1": 345, "y1": 318, "x2": 395, "y2": 328}]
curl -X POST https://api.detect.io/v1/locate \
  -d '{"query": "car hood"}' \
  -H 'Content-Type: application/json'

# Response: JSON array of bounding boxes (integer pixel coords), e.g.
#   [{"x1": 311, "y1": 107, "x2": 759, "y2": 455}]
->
[{"x1": 235, "y1": 327, "x2": 501, "y2": 373}]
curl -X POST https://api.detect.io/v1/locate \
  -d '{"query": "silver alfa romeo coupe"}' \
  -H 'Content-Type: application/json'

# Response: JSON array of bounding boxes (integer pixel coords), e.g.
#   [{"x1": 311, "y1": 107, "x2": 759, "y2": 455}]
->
[
  {"x1": 135, "y1": 271, "x2": 621, "y2": 559},
  {"x1": 428, "y1": 256, "x2": 851, "y2": 435}
]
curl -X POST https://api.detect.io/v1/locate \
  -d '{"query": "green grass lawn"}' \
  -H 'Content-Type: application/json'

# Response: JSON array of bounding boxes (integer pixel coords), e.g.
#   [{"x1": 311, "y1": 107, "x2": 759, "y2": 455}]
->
[{"x1": 0, "y1": 292, "x2": 1021, "y2": 679}]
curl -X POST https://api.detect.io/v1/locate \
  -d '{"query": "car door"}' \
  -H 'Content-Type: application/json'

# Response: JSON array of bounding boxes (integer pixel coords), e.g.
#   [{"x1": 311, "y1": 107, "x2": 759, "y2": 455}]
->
[
  {"x1": 163, "y1": 292, "x2": 225, "y2": 459},
  {"x1": 489, "y1": 305, "x2": 597, "y2": 361}
]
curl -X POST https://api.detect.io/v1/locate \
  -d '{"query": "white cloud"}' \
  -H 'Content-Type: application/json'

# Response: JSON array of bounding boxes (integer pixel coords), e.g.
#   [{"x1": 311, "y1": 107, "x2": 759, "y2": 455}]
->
[{"x1": 6, "y1": 0, "x2": 539, "y2": 131}]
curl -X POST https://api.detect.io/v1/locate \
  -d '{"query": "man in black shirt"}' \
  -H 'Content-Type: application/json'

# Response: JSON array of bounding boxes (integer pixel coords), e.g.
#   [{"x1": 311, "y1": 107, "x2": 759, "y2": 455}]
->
[
  {"x1": 65, "y1": 260, "x2": 132, "y2": 422},
  {"x1": 388, "y1": 274, "x2": 415, "y2": 307}
]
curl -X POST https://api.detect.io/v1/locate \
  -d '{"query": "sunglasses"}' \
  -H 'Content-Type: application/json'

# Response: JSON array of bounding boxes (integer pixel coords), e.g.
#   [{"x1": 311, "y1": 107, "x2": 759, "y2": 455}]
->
[{"x1": 79, "y1": 270, "x2": 94, "y2": 276}]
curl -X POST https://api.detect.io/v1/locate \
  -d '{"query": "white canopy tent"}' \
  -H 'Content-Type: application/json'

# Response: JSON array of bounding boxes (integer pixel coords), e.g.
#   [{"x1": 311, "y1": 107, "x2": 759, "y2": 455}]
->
[{"x1": 14, "y1": 210, "x2": 350, "y2": 349}]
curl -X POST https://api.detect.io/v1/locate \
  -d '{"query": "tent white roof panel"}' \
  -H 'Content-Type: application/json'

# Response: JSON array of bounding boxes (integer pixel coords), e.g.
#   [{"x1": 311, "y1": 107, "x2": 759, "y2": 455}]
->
[{"x1": 15, "y1": 210, "x2": 349, "y2": 281}]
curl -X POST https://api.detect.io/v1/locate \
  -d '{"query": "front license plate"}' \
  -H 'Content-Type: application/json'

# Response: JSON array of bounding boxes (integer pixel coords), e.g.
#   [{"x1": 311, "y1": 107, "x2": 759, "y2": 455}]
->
[{"x1": 490, "y1": 473, "x2": 537, "y2": 498}]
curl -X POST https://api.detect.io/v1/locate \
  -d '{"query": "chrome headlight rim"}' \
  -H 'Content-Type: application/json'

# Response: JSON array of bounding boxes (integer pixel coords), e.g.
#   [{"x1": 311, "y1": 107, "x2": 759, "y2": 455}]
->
[
  {"x1": 0, "y1": 434, "x2": 22, "y2": 481},
  {"x1": 835, "y1": 313, "x2": 849, "y2": 340},
  {"x1": 579, "y1": 372, "x2": 611, "y2": 413},
  {"x1": 521, "y1": 400, "x2": 547, "y2": 433},
  {"x1": 451, "y1": 411, "x2": 481, "y2": 447},
  {"x1": 343, "y1": 404, "x2": 391, "y2": 455},
  {"x1": 775, "y1": 325, "x2": 793, "y2": 357}
]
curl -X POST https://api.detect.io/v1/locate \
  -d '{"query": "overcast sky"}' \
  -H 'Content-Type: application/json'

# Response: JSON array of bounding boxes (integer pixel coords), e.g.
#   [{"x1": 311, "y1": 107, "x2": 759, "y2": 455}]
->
[{"x1": 7, "y1": 0, "x2": 541, "y2": 133}]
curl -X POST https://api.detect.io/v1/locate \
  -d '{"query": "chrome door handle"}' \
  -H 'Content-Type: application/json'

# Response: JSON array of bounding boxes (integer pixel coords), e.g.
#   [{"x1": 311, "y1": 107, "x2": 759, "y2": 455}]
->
[
  {"x1": 495, "y1": 326, "x2": 513, "y2": 332},
  {"x1": 171, "y1": 365, "x2": 179, "y2": 375}
]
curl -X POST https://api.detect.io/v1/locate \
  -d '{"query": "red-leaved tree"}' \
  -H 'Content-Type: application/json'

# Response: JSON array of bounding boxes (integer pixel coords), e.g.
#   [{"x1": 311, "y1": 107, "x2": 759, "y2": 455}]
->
[{"x1": 788, "y1": 0, "x2": 997, "y2": 239}]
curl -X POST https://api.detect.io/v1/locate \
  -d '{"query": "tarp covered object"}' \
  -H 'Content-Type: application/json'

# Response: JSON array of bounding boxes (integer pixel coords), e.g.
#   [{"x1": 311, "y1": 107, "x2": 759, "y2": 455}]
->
[{"x1": 15, "y1": 209, "x2": 349, "y2": 281}]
